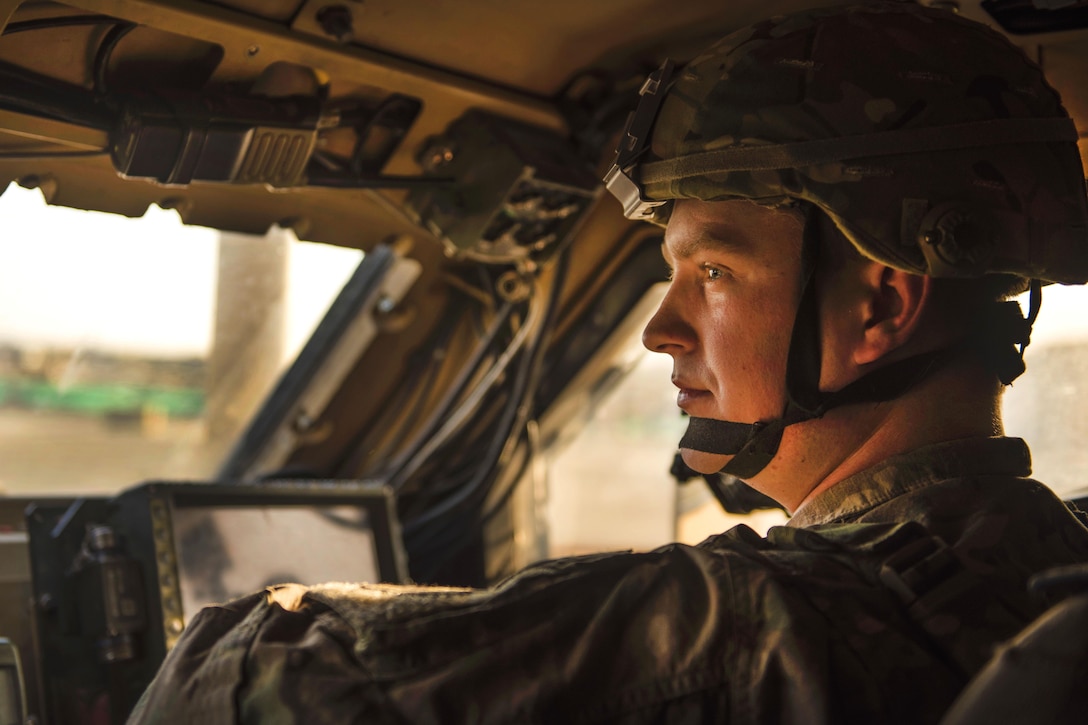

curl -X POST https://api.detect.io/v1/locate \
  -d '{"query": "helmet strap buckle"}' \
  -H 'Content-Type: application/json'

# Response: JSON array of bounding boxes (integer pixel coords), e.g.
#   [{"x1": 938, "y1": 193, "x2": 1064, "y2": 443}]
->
[{"x1": 605, "y1": 59, "x2": 675, "y2": 220}]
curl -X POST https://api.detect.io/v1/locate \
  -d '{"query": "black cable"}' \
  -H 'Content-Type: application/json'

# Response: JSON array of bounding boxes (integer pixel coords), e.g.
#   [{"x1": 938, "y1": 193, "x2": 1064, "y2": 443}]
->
[
  {"x1": 470, "y1": 266, "x2": 496, "y2": 336},
  {"x1": 400, "y1": 322, "x2": 534, "y2": 531},
  {"x1": 402, "y1": 351, "x2": 531, "y2": 547},
  {"x1": 2, "y1": 14, "x2": 114, "y2": 35},
  {"x1": 396, "y1": 393, "x2": 511, "y2": 521},
  {"x1": 397, "y1": 400, "x2": 508, "y2": 510},
  {"x1": 362, "y1": 351, "x2": 456, "y2": 469},
  {"x1": 477, "y1": 430, "x2": 533, "y2": 527},
  {"x1": 0, "y1": 61, "x2": 111, "y2": 128},
  {"x1": 334, "y1": 300, "x2": 469, "y2": 478},
  {"x1": 402, "y1": 425, "x2": 516, "y2": 567},
  {"x1": 0, "y1": 14, "x2": 135, "y2": 109},
  {"x1": 385, "y1": 352, "x2": 510, "y2": 493},
  {"x1": 388, "y1": 369, "x2": 510, "y2": 509},
  {"x1": 473, "y1": 252, "x2": 572, "y2": 528},
  {"x1": 401, "y1": 246, "x2": 569, "y2": 522},
  {"x1": 403, "y1": 256, "x2": 569, "y2": 560},
  {"x1": 384, "y1": 299, "x2": 518, "y2": 485},
  {"x1": 93, "y1": 22, "x2": 136, "y2": 95}
]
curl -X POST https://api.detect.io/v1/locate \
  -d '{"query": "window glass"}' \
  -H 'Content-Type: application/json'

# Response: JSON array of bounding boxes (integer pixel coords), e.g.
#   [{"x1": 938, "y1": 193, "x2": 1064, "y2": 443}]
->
[
  {"x1": 1003, "y1": 284, "x2": 1088, "y2": 498},
  {"x1": 0, "y1": 184, "x2": 361, "y2": 495},
  {"x1": 546, "y1": 349, "x2": 687, "y2": 557}
]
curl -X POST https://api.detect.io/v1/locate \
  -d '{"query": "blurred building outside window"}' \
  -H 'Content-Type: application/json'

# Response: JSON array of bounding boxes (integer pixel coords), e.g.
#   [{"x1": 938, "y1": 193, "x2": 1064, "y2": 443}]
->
[{"x1": 0, "y1": 183, "x2": 361, "y2": 495}]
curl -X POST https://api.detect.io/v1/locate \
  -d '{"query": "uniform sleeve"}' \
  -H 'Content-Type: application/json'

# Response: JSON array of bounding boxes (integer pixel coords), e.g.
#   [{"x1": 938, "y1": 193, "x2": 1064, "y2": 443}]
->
[
  {"x1": 127, "y1": 589, "x2": 272, "y2": 725},
  {"x1": 126, "y1": 548, "x2": 754, "y2": 724},
  {"x1": 127, "y1": 526, "x2": 988, "y2": 724}
]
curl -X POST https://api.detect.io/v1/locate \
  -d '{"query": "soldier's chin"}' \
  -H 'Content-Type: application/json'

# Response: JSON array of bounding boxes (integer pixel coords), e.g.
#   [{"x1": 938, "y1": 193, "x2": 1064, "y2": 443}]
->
[{"x1": 680, "y1": 448, "x2": 734, "y2": 475}]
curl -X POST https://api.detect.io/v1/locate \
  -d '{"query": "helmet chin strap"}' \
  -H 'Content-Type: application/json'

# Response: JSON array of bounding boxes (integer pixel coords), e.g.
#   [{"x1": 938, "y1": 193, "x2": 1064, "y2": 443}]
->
[
  {"x1": 677, "y1": 211, "x2": 968, "y2": 480},
  {"x1": 678, "y1": 351, "x2": 955, "y2": 479}
]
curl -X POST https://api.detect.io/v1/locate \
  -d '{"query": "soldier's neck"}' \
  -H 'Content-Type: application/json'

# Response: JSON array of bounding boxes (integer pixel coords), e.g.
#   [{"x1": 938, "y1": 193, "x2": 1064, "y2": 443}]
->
[{"x1": 754, "y1": 358, "x2": 1002, "y2": 516}]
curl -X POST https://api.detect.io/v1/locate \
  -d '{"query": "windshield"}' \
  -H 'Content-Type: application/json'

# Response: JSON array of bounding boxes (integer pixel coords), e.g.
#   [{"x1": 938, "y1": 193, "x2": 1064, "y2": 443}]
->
[
  {"x1": 2, "y1": 179, "x2": 1086, "y2": 519},
  {"x1": 1003, "y1": 282, "x2": 1088, "y2": 497},
  {"x1": 0, "y1": 183, "x2": 361, "y2": 495}
]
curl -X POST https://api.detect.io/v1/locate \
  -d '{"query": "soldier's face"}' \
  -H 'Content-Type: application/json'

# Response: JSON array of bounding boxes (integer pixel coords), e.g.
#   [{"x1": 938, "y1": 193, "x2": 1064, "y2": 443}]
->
[{"x1": 642, "y1": 199, "x2": 805, "y2": 474}]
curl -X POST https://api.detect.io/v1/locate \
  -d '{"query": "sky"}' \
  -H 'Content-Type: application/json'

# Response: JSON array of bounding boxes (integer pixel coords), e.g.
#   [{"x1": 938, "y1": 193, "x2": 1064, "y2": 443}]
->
[
  {"x1": 0, "y1": 183, "x2": 361, "y2": 359},
  {"x1": 0, "y1": 181, "x2": 1085, "y2": 360}
]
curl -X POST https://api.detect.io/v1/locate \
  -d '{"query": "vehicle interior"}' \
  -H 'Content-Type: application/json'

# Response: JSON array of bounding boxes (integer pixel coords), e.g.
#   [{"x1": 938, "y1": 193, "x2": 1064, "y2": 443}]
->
[{"x1": 0, "y1": 0, "x2": 1086, "y2": 722}]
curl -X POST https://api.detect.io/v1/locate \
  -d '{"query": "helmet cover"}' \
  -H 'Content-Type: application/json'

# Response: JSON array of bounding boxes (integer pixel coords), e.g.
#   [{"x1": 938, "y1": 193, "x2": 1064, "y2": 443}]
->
[{"x1": 635, "y1": 1, "x2": 1088, "y2": 283}]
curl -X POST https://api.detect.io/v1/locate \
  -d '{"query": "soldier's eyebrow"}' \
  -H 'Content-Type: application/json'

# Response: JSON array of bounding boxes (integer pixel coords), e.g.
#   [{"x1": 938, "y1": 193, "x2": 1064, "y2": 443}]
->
[{"x1": 665, "y1": 229, "x2": 750, "y2": 262}]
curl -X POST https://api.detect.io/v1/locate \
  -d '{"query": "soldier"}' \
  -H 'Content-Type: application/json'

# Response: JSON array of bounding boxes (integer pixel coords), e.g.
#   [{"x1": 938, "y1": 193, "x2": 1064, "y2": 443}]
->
[{"x1": 130, "y1": 2, "x2": 1088, "y2": 723}]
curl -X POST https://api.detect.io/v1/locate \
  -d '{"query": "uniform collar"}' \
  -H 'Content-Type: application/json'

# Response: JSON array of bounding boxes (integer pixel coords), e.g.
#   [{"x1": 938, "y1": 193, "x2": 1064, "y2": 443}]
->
[{"x1": 788, "y1": 436, "x2": 1032, "y2": 528}]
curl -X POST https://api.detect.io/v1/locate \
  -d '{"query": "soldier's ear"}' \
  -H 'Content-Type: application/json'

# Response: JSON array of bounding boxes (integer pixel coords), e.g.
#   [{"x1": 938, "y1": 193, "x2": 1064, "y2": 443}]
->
[{"x1": 854, "y1": 264, "x2": 932, "y2": 366}]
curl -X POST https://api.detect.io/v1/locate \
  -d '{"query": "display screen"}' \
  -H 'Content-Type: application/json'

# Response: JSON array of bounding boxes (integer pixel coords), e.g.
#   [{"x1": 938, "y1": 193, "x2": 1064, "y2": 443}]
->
[{"x1": 171, "y1": 504, "x2": 380, "y2": 622}]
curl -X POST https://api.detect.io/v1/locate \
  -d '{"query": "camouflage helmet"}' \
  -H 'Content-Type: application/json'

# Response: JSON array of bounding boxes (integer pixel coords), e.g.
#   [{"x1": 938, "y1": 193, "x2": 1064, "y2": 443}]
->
[{"x1": 606, "y1": 1, "x2": 1088, "y2": 284}]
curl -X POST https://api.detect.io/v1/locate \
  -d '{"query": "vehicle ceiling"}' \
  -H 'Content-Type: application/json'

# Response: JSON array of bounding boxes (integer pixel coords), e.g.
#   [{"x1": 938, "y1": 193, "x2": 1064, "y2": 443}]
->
[{"x1": 0, "y1": 0, "x2": 1084, "y2": 248}]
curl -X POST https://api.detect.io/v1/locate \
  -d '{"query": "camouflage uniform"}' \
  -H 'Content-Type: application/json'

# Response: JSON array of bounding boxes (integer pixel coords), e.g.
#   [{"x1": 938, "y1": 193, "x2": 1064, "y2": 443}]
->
[{"x1": 128, "y1": 437, "x2": 1088, "y2": 724}]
